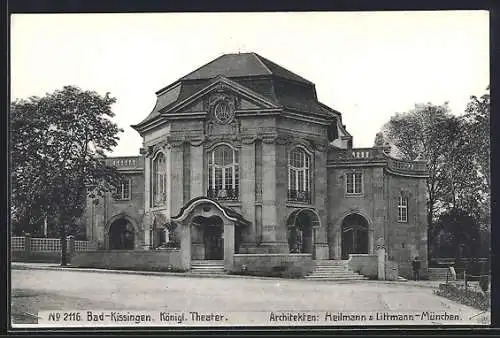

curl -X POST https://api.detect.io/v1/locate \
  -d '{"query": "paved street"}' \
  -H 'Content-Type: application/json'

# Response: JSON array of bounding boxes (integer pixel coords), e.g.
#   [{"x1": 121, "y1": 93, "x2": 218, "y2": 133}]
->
[{"x1": 11, "y1": 268, "x2": 489, "y2": 326}]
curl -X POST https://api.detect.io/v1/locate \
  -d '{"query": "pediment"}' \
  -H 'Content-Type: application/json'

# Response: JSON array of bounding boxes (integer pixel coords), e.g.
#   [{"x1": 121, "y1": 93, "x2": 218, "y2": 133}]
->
[{"x1": 161, "y1": 77, "x2": 280, "y2": 116}]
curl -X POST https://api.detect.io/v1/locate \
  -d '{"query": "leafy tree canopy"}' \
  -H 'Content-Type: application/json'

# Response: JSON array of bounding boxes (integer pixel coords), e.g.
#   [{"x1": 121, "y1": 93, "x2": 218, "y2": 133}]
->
[{"x1": 11, "y1": 86, "x2": 124, "y2": 237}]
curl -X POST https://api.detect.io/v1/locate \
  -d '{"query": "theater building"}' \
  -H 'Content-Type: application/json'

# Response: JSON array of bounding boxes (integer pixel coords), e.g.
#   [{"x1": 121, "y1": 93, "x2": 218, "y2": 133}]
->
[{"x1": 83, "y1": 53, "x2": 428, "y2": 278}]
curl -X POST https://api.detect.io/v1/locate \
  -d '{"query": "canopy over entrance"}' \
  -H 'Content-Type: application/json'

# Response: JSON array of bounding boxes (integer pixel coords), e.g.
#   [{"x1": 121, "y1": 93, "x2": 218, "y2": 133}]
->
[{"x1": 171, "y1": 196, "x2": 251, "y2": 227}]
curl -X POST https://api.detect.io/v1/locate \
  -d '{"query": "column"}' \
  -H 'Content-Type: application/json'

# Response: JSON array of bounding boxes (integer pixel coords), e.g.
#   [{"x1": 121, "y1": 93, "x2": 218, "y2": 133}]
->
[
  {"x1": 180, "y1": 221, "x2": 191, "y2": 271},
  {"x1": 190, "y1": 144, "x2": 204, "y2": 198},
  {"x1": 169, "y1": 145, "x2": 184, "y2": 217},
  {"x1": 314, "y1": 149, "x2": 329, "y2": 259},
  {"x1": 240, "y1": 143, "x2": 256, "y2": 246},
  {"x1": 224, "y1": 221, "x2": 235, "y2": 271},
  {"x1": 143, "y1": 156, "x2": 152, "y2": 250},
  {"x1": 376, "y1": 238, "x2": 386, "y2": 280},
  {"x1": 261, "y1": 141, "x2": 277, "y2": 243}
]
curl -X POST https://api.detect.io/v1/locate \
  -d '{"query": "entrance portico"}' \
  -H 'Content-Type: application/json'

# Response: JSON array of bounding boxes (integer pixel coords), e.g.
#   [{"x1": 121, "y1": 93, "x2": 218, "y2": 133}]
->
[{"x1": 171, "y1": 197, "x2": 250, "y2": 271}]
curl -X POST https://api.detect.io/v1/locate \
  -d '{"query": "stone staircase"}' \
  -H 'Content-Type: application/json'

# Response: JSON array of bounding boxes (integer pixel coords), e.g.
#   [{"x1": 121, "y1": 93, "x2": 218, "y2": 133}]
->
[
  {"x1": 190, "y1": 260, "x2": 226, "y2": 275},
  {"x1": 305, "y1": 260, "x2": 369, "y2": 281}
]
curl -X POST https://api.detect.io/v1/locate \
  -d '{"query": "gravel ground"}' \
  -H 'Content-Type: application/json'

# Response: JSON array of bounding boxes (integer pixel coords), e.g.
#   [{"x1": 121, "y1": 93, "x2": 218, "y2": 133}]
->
[{"x1": 10, "y1": 268, "x2": 490, "y2": 327}]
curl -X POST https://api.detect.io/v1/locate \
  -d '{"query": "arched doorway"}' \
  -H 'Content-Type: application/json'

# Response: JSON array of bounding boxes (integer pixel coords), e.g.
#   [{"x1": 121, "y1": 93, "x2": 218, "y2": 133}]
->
[
  {"x1": 192, "y1": 215, "x2": 224, "y2": 260},
  {"x1": 287, "y1": 209, "x2": 320, "y2": 254},
  {"x1": 108, "y1": 218, "x2": 135, "y2": 250},
  {"x1": 341, "y1": 213, "x2": 369, "y2": 259}
]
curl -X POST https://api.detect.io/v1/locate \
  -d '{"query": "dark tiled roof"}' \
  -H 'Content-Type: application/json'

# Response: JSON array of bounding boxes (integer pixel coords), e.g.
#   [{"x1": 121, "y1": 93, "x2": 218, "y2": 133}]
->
[
  {"x1": 255, "y1": 54, "x2": 313, "y2": 85},
  {"x1": 133, "y1": 53, "x2": 339, "y2": 129},
  {"x1": 180, "y1": 52, "x2": 313, "y2": 85}
]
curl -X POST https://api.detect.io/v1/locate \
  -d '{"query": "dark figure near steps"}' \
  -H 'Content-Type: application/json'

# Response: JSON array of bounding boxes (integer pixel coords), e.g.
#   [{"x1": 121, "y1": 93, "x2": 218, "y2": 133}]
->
[{"x1": 411, "y1": 257, "x2": 421, "y2": 281}]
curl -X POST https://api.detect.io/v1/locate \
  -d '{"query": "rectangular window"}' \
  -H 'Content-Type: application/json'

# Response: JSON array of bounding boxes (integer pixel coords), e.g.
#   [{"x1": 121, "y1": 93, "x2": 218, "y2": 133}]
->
[
  {"x1": 398, "y1": 196, "x2": 408, "y2": 223},
  {"x1": 115, "y1": 179, "x2": 131, "y2": 200},
  {"x1": 346, "y1": 172, "x2": 362, "y2": 194}
]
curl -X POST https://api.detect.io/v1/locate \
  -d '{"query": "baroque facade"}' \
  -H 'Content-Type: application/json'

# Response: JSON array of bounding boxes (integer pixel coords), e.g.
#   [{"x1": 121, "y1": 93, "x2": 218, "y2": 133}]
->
[{"x1": 84, "y1": 53, "x2": 428, "y2": 276}]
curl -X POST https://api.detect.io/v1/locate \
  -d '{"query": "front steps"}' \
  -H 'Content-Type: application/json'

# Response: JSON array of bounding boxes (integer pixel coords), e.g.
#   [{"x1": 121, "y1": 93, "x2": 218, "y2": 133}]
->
[
  {"x1": 305, "y1": 260, "x2": 369, "y2": 281},
  {"x1": 190, "y1": 260, "x2": 225, "y2": 275}
]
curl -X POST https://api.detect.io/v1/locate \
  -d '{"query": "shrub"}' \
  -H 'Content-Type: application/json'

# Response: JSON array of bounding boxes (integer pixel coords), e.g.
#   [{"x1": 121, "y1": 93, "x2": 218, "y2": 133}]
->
[
  {"x1": 434, "y1": 283, "x2": 490, "y2": 311},
  {"x1": 479, "y1": 275, "x2": 489, "y2": 292}
]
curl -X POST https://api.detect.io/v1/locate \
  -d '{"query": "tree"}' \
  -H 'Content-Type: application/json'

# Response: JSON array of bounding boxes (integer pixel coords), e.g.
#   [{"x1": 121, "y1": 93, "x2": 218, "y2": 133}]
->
[
  {"x1": 434, "y1": 208, "x2": 480, "y2": 260},
  {"x1": 380, "y1": 103, "x2": 459, "y2": 230},
  {"x1": 11, "y1": 86, "x2": 124, "y2": 264},
  {"x1": 464, "y1": 86, "x2": 490, "y2": 232},
  {"x1": 378, "y1": 101, "x2": 488, "y2": 259},
  {"x1": 464, "y1": 86, "x2": 490, "y2": 190}
]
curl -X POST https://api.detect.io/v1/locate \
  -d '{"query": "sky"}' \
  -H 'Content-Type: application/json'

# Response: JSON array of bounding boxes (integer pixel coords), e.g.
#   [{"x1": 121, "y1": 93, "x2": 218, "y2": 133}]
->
[{"x1": 11, "y1": 11, "x2": 489, "y2": 156}]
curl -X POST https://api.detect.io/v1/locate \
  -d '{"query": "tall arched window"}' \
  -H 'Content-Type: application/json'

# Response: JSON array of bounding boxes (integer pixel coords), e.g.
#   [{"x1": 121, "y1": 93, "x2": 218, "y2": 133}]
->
[
  {"x1": 208, "y1": 144, "x2": 239, "y2": 200},
  {"x1": 288, "y1": 147, "x2": 311, "y2": 203},
  {"x1": 152, "y1": 152, "x2": 167, "y2": 207}
]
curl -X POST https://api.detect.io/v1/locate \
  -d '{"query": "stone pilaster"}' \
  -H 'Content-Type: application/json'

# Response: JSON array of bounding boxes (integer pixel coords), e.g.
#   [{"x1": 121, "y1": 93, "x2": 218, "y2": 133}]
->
[
  {"x1": 180, "y1": 221, "x2": 191, "y2": 270},
  {"x1": 143, "y1": 156, "x2": 152, "y2": 249},
  {"x1": 314, "y1": 149, "x2": 328, "y2": 259},
  {"x1": 169, "y1": 144, "x2": 184, "y2": 217},
  {"x1": 190, "y1": 144, "x2": 204, "y2": 198},
  {"x1": 224, "y1": 221, "x2": 235, "y2": 271},
  {"x1": 261, "y1": 141, "x2": 277, "y2": 243},
  {"x1": 240, "y1": 143, "x2": 256, "y2": 245}
]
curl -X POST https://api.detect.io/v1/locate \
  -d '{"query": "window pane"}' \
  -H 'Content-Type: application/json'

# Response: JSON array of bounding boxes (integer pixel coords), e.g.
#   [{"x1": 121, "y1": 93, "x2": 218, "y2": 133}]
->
[
  {"x1": 305, "y1": 169, "x2": 309, "y2": 192},
  {"x1": 215, "y1": 167, "x2": 223, "y2": 189},
  {"x1": 224, "y1": 167, "x2": 233, "y2": 190},
  {"x1": 290, "y1": 169, "x2": 297, "y2": 190},
  {"x1": 298, "y1": 170, "x2": 304, "y2": 191},
  {"x1": 124, "y1": 180, "x2": 130, "y2": 199},
  {"x1": 346, "y1": 173, "x2": 353, "y2": 193},
  {"x1": 208, "y1": 167, "x2": 213, "y2": 188},
  {"x1": 354, "y1": 173, "x2": 362, "y2": 193},
  {"x1": 234, "y1": 165, "x2": 239, "y2": 189}
]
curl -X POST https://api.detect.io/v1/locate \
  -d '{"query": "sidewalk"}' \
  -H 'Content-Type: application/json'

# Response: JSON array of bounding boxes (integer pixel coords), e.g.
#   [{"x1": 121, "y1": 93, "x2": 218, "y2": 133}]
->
[{"x1": 11, "y1": 262, "x2": 445, "y2": 288}]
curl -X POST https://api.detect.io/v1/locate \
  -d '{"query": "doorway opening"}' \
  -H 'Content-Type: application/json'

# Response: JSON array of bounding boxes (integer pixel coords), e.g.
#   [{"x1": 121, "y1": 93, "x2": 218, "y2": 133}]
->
[
  {"x1": 108, "y1": 218, "x2": 135, "y2": 250},
  {"x1": 341, "y1": 213, "x2": 369, "y2": 259},
  {"x1": 287, "y1": 209, "x2": 319, "y2": 254},
  {"x1": 192, "y1": 215, "x2": 224, "y2": 260}
]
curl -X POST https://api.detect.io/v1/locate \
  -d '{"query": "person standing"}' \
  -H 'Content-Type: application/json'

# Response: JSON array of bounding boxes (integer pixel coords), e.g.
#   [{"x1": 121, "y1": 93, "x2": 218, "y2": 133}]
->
[{"x1": 411, "y1": 257, "x2": 421, "y2": 281}]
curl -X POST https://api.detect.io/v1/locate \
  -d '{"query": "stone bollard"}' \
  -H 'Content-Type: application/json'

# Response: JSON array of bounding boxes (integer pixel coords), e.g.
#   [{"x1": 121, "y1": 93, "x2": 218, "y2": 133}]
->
[
  {"x1": 66, "y1": 235, "x2": 75, "y2": 263},
  {"x1": 376, "y1": 237, "x2": 386, "y2": 280},
  {"x1": 24, "y1": 233, "x2": 32, "y2": 260}
]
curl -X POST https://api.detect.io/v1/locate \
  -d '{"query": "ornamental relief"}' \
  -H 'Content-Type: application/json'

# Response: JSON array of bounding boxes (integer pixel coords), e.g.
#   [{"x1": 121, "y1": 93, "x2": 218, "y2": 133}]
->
[
  {"x1": 206, "y1": 91, "x2": 240, "y2": 125},
  {"x1": 204, "y1": 90, "x2": 242, "y2": 136}
]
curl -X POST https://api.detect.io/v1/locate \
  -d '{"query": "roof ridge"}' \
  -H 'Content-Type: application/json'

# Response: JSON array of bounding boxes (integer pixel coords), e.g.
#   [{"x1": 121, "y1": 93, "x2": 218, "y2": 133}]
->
[
  {"x1": 179, "y1": 53, "x2": 229, "y2": 81},
  {"x1": 254, "y1": 53, "x2": 313, "y2": 85},
  {"x1": 251, "y1": 52, "x2": 273, "y2": 75}
]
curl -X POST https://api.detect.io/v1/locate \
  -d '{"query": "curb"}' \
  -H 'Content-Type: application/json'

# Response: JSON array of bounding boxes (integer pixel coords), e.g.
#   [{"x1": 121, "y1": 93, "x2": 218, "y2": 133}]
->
[
  {"x1": 11, "y1": 264, "x2": 283, "y2": 281},
  {"x1": 11, "y1": 264, "x2": 442, "y2": 287}
]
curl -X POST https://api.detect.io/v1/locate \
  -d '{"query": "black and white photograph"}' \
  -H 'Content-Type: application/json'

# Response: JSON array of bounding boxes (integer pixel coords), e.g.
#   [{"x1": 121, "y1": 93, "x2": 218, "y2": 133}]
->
[{"x1": 9, "y1": 10, "x2": 491, "y2": 329}]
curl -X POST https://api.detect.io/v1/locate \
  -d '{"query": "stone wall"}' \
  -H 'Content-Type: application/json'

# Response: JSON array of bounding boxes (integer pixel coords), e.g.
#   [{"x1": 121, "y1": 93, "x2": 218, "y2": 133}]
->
[
  {"x1": 347, "y1": 254, "x2": 378, "y2": 278},
  {"x1": 385, "y1": 172, "x2": 428, "y2": 279},
  {"x1": 385, "y1": 260, "x2": 399, "y2": 281},
  {"x1": 11, "y1": 251, "x2": 61, "y2": 263},
  {"x1": 326, "y1": 166, "x2": 386, "y2": 259},
  {"x1": 232, "y1": 253, "x2": 314, "y2": 277},
  {"x1": 85, "y1": 172, "x2": 145, "y2": 249},
  {"x1": 71, "y1": 250, "x2": 185, "y2": 271}
]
